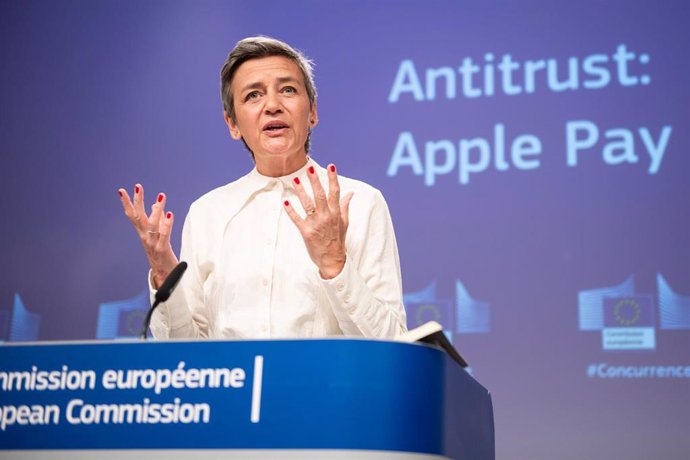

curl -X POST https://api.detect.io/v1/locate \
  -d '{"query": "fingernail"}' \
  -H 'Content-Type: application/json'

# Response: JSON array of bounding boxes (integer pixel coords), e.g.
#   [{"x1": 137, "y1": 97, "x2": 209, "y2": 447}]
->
[
  {"x1": 284, "y1": 200, "x2": 290, "y2": 206},
  {"x1": 118, "y1": 190, "x2": 123, "y2": 197},
  {"x1": 157, "y1": 193, "x2": 164, "y2": 203},
  {"x1": 308, "y1": 166, "x2": 315, "y2": 174},
  {"x1": 293, "y1": 177, "x2": 300, "y2": 185},
  {"x1": 135, "y1": 185, "x2": 140, "y2": 194},
  {"x1": 330, "y1": 165, "x2": 335, "y2": 173},
  {"x1": 166, "y1": 212, "x2": 172, "y2": 219}
]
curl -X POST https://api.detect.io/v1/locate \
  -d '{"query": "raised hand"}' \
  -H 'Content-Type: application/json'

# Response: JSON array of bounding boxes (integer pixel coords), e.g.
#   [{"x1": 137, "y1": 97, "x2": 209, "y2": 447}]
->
[
  {"x1": 284, "y1": 164, "x2": 354, "y2": 279},
  {"x1": 118, "y1": 184, "x2": 179, "y2": 288}
]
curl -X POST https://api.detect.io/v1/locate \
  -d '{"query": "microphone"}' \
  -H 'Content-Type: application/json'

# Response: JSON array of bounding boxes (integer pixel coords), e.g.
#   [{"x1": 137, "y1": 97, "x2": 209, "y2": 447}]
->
[{"x1": 140, "y1": 261, "x2": 188, "y2": 339}]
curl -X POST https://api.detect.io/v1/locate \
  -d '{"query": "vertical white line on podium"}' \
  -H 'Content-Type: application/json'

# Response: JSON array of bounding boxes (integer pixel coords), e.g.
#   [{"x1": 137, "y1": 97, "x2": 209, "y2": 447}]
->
[{"x1": 250, "y1": 355, "x2": 264, "y2": 423}]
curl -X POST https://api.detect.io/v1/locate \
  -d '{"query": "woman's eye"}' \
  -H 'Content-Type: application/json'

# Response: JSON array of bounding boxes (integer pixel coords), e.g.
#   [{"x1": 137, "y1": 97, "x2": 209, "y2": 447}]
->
[
  {"x1": 245, "y1": 91, "x2": 260, "y2": 101},
  {"x1": 282, "y1": 86, "x2": 296, "y2": 94}
]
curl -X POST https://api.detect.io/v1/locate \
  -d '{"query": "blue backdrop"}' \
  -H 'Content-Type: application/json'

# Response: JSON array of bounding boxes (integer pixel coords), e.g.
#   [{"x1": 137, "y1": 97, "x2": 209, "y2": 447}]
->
[{"x1": 1, "y1": 1, "x2": 688, "y2": 458}]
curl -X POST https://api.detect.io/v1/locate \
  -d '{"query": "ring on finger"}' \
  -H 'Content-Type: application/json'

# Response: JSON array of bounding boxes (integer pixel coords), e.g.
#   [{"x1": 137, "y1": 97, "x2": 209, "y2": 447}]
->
[
  {"x1": 306, "y1": 208, "x2": 316, "y2": 216},
  {"x1": 147, "y1": 230, "x2": 160, "y2": 235}
]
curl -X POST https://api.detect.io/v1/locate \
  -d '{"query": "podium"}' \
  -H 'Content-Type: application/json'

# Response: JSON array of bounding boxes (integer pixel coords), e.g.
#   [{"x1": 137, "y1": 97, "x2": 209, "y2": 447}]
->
[{"x1": 0, "y1": 339, "x2": 494, "y2": 459}]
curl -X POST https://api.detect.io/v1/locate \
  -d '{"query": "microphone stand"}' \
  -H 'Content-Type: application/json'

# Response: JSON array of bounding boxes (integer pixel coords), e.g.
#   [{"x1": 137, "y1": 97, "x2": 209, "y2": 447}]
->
[{"x1": 140, "y1": 261, "x2": 188, "y2": 340}]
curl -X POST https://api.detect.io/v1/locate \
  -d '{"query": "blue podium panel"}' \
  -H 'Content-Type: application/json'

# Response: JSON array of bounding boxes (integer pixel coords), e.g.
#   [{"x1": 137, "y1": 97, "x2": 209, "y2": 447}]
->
[
  {"x1": 4, "y1": 450, "x2": 449, "y2": 459},
  {"x1": 0, "y1": 339, "x2": 493, "y2": 459}
]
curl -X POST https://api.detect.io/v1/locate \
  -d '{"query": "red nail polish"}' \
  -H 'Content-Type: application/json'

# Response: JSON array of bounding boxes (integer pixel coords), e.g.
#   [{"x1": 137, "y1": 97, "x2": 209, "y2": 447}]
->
[
  {"x1": 293, "y1": 177, "x2": 300, "y2": 185},
  {"x1": 284, "y1": 200, "x2": 290, "y2": 206},
  {"x1": 118, "y1": 190, "x2": 123, "y2": 197},
  {"x1": 135, "y1": 185, "x2": 140, "y2": 194},
  {"x1": 330, "y1": 165, "x2": 335, "y2": 172},
  {"x1": 166, "y1": 212, "x2": 172, "y2": 219},
  {"x1": 157, "y1": 194, "x2": 164, "y2": 203},
  {"x1": 308, "y1": 166, "x2": 315, "y2": 174}
]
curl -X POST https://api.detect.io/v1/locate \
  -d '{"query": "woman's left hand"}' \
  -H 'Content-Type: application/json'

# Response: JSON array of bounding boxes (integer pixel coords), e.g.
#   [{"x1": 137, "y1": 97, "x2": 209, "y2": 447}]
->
[{"x1": 284, "y1": 164, "x2": 354, "y2": 279}]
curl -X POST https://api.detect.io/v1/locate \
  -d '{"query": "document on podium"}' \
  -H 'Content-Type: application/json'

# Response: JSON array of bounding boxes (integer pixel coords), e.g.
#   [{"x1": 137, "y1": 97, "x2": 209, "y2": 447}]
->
[{"x1": 397, "y1": 321, "x2": 469, "y2": 368}]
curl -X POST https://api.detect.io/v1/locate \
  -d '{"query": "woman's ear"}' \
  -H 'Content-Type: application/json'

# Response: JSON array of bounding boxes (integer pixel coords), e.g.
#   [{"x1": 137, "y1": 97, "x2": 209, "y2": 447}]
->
[
  {"x1": 310, "y1": 99, "x2": 319, "y2": 128},
  {"x1": 224, "y1": 111, "x2": 242, "y2": 140}
]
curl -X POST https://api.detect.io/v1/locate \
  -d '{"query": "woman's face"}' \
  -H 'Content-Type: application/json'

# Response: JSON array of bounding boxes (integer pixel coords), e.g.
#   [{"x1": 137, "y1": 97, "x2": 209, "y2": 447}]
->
[{"x1": 225, "y1": 55, "x2": 318, "y2": 176}]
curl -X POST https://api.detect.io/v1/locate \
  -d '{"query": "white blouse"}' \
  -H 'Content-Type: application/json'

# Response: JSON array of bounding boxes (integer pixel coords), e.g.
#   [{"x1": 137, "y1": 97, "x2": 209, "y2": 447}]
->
[{"x1": 150, "y1": 158, "x2": 407, "y2": 339}]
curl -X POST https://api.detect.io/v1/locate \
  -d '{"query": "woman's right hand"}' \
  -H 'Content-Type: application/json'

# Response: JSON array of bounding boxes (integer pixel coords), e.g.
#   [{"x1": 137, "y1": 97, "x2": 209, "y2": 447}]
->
[{"x1": 118, "y1": 183, "x2": 179, "y2": 289}]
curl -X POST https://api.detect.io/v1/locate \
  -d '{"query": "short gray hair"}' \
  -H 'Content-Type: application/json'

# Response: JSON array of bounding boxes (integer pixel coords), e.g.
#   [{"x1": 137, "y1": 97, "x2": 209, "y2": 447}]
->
[{"x1": 220, "y1": 36, "x2": 318, "y2": 154}]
